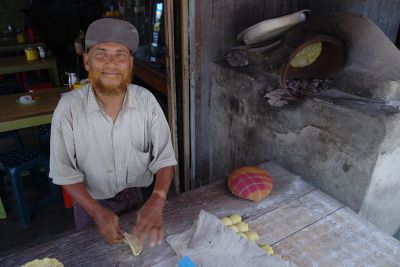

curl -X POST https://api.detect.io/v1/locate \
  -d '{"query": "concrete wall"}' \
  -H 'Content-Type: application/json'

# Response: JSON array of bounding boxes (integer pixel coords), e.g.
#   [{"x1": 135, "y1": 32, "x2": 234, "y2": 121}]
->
[{"x1": 211, "y1": 62, "x2": 400, "y2": 235}]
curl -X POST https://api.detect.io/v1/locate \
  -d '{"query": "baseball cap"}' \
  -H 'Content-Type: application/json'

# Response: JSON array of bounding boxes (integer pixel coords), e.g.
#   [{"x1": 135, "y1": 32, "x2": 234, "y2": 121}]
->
[{"x1": 85, "y1": 18, "x2": 139, "y2": 53}]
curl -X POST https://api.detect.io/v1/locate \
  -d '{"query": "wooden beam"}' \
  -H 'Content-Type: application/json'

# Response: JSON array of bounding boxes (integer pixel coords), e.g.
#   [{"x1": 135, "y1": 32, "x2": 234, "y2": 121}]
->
[
  {"x1": 164, "y1": 0, "x2": 180, "y2": 194},
  {"x1": 180, "y1": 0, "x2": 191, "y2": 192}
]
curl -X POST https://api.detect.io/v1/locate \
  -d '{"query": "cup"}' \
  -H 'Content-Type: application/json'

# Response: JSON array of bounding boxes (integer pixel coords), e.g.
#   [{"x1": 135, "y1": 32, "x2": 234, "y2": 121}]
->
[{"x1": 38, "y1": 46, "x2": 46, "y2": 59}]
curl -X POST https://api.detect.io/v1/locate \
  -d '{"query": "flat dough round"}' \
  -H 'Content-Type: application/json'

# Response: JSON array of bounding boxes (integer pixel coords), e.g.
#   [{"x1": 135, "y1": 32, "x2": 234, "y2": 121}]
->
[{"x1": 21, "y1": 258, "x2": 64, "y2": 267}]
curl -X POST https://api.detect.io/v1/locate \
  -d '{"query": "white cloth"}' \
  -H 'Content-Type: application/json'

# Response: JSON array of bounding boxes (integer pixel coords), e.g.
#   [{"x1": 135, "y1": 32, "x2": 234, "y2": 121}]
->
[
  {"x1": 49, "y1": 84, "x2": 177, "y2": 199},
  {"x1": 164, "y1": 210, "x2": 298, "y2": 267}
]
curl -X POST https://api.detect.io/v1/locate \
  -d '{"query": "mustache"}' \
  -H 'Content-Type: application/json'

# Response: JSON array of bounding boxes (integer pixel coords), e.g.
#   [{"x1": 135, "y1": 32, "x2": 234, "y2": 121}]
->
[{"x1": 101, "y1": 70, "x2": 123, "y2": 74}]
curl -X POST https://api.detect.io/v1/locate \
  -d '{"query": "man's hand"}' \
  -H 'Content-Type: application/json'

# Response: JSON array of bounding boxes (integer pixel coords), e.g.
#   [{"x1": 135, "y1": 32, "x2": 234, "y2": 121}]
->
[
  {"x1": 93, "y1": 206, "x2": 124, "y2": 244},
  {"x1": 131, "y1": 193, "x2": 166, "y2": 247}
]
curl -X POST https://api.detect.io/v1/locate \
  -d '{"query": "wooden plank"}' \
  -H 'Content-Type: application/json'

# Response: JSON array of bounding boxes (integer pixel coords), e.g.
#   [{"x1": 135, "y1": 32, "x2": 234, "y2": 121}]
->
[
  {"x1": 264, "y1": 0, "x2": 282, "y2": 19},
  {"x1": 364, "y1": 0, "x2": 400, "y2": 42},
  {"x1": 0, "y1": 114, "x2": 53, "y2": 132},
  {"x1": 249, "y1": 190, "x2": 343, "y2": 245},
  {"x1": 254, "y1": 0, "x2": 266, "y2": 22},
  {"x1": 180, "y1": 0, "x2": 191, "y2": 192},
  {"x1": 0, "y1": 161, "x2": 314, "y2": 267},
  {"x1": 164, "y1": 0, "x2": 181, "y2": 195},
  {"x1": 274, "y1": 207, "x2": 400, "y2": 266},
  {"x1": 336, "y1": 0, "x2": 366, "y2": 13}
]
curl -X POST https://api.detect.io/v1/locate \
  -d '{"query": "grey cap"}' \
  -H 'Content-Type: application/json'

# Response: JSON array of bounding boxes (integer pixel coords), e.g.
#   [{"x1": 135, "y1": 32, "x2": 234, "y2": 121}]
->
[{"x1": 85, "y1": 18, "x2": 139, "y2": 53}]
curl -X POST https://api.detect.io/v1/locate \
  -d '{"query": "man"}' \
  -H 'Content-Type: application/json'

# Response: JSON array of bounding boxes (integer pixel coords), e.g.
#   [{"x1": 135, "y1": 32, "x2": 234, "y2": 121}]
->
[{"x1": 49, "y1": 18, "x2": 177, "y2": 248}]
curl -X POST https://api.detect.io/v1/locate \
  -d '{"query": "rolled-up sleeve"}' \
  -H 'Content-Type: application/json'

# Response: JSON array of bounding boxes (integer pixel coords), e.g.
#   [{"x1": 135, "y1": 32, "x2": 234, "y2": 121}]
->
[
  {"x1": 49, "y1": 101, "x2": 84, "y2": 185},
  {"x1": 148, "y1": 100, "x2": 177, "y2": 174}
]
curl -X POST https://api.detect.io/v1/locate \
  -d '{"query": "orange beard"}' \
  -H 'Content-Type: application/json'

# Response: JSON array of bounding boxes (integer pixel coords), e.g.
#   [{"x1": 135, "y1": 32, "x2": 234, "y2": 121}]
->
[{"x1": 89, "y1": 70, "x2": 132, "y2": 96}]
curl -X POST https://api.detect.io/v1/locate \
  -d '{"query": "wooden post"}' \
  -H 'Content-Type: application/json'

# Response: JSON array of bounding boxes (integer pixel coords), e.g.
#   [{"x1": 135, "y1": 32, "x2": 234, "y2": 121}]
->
[
  {"x1": 164, "y1": 0, "x2": 180, "y2": 194},
  {"x1": 180, "y1": 0, "x2": 191, "y2": 192}
]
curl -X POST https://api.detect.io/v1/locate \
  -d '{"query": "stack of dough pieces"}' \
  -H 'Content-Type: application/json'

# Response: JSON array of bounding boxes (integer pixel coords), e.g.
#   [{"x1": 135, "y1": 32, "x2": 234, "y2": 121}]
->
[{"x1": 219, "y1": 214, "x2": 282, "y2": 258}]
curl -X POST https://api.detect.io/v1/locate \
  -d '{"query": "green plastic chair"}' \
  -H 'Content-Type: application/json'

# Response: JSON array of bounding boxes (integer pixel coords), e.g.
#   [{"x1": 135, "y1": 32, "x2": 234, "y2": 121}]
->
[{"x1": 0, "y1": 196, "x2": 6, "y2": 219}]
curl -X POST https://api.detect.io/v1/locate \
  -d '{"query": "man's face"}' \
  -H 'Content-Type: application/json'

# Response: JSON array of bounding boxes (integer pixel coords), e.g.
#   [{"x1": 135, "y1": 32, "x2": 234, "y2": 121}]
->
[{"x1": 84, "y1": 42, "x2": 134, "y2": 96}]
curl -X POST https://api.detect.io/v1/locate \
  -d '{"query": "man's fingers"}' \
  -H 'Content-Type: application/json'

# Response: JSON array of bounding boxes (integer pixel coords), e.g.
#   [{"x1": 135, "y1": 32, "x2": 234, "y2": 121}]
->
[
  {"x1": 157, "y1": 227, "x2": 164, "y2": 245},
  {"x1": 148, "y1": 227, "x2": 158, "y2": 247},
  {"x1": 132, "y1": 214, "x2": 146, "y2": 237}
]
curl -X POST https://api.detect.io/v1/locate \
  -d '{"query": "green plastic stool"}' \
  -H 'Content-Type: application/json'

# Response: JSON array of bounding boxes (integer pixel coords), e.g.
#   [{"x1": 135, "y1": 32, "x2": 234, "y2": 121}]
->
[{"x1": 0, "y1": 196, "x2": 6, "y2": 219}]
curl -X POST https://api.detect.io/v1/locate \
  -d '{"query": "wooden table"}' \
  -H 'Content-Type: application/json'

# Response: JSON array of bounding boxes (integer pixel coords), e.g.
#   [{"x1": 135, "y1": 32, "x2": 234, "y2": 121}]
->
[
  {"x1": 0, "y1": 42, "x2": 45, "y2": 53},
  {"x1": 0, "y1": 56, "x2": 61, "y2": 87},
  {"x1": 0, "y1": 87, "x2": 69, "y2": 132},
  {"x1": 0, "y1": 161, "x2": 399, "y2": 266}
]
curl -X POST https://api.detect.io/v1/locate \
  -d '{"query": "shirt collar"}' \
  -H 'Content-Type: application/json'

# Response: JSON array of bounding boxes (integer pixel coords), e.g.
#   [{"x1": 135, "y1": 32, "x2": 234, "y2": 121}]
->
[{"x1": 86, "y1": 84, "x2": 137, "y2": 114}]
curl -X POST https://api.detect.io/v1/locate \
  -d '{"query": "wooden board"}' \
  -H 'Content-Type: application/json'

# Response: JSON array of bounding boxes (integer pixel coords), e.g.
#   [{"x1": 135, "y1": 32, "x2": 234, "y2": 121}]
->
[{"x1": 274, "y1": 207, "x2": 400, "y2": 266}]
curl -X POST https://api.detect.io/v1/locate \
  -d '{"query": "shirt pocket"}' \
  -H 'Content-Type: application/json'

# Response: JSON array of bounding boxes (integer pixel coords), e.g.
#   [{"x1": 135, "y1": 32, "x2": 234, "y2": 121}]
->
[{"x1": 127, "y1": 143, "x2": 152, "y2": 184}]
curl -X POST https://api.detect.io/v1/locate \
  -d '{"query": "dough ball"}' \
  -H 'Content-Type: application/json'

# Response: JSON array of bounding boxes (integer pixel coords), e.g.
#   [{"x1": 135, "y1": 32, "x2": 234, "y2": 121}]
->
[
  {"x1": 229, "y1": 214, "x2": 242, "y2": 224},
  {"x1": 259, "y1": 243, "x2": 274, "y2": 255},
  {"x1": 220, "y1": 216, "x2": 233, "y2": 226},
  {"x1": 228, "y1": 225, "x2": 239, "y2": 233},
  {"x1": 234, "y1": 222, "x2": 249, "y2": 232},
  {"x1": 243, "y1": 231, "x2": 260, "y2": 241}
]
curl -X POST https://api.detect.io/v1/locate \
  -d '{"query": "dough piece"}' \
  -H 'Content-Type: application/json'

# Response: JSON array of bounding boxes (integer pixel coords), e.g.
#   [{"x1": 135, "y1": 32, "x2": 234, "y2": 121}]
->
[
  {"x1": 229, "y1": 214, "x2": 242, "y2": 224},
  {"x1": 220, "y1": 216, "x2": 233, "y2": 226},
  {"x1": 234, "y1": 222, "x2": 249, "y2": 232},
  {"x1": 228, "y1": 225, "x2": 239, "y2": 232},
  {"x1": 259, "y1": 243, "x2": 274, "y2": 255},
  {"x1": 243, "y1": 231, "x2": 260, "y2": 241},
  {"x1": 290, "y1": 42, "x2": 322, "y2": 67},
  {"x1": 123, "y1": 232, "x2": 143, "y2": 256},
  {"x1": 240, "y1": 233, "x2": 247, "y2": 239},
  {"x1": 21, "y1": 258, "x2": 64, "y2": 267}
]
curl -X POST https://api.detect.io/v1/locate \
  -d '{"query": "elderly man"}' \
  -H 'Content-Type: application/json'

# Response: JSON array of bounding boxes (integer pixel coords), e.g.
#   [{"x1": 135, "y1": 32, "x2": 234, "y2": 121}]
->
[{"x1": 49, "y1": 18, "x2": 177, "y2": 247}]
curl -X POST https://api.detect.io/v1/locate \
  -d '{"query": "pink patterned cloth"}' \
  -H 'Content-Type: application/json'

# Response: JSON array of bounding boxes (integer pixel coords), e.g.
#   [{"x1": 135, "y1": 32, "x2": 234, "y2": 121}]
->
[{"x1": 73, "y1": 187, "x2": 143, "y2": 231}]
